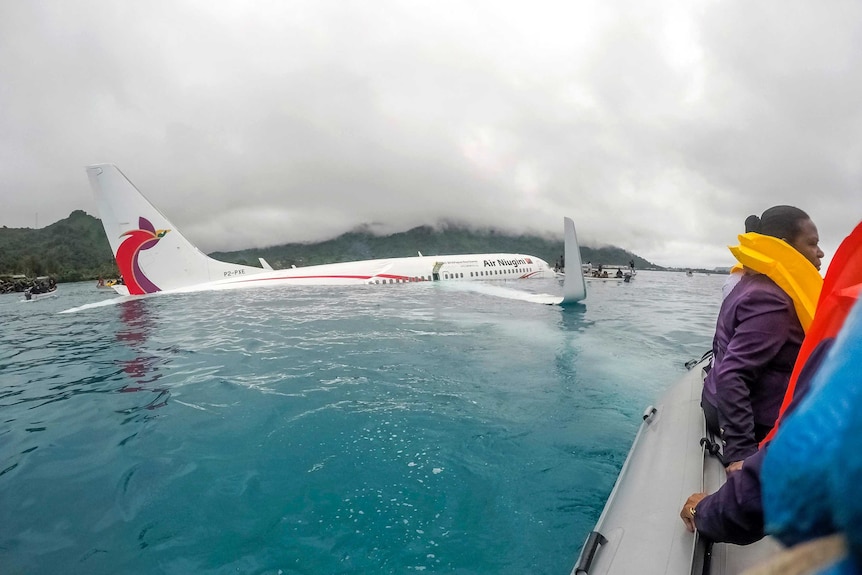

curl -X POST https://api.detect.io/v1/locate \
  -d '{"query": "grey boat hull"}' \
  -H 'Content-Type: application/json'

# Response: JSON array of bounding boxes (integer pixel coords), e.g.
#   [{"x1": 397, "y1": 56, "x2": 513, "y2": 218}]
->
[{"x1": 571, "y1": 356, "x2": 781, "y2": 574}]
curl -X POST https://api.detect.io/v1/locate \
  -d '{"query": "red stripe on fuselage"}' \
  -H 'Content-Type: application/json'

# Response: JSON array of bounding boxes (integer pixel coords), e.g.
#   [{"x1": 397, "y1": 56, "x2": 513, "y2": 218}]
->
[
  {"x1": 228, "y1": 271, "x2": 533, "y2": 284},
  {"x1": 235, "y1": 275, "x2": 375, "y2": 283}
]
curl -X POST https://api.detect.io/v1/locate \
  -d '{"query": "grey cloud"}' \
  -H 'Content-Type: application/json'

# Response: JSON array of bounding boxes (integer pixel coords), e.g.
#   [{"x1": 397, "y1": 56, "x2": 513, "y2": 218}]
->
[{"x1": 1, "y1": 0, "x2": 859, "y2": 269}]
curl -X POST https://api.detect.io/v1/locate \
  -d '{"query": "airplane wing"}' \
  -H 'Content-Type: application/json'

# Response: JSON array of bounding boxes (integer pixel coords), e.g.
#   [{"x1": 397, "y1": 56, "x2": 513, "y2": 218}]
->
[
  {"x1": 560, "y1": 217, "x2": 587, "y2": 304},
  {"x1": 530, "y1": 217, "x2": 587, "y2": 305},
  {"x1": 439, "y1": 217, "x2": 587, "y2": 306}
]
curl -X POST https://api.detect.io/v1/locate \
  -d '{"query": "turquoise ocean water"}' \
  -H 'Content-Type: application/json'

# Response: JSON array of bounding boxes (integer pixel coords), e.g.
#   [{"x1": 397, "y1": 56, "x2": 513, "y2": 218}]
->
[{"x1": 1, "y1": 271, "x2": 724, "y2": 574}]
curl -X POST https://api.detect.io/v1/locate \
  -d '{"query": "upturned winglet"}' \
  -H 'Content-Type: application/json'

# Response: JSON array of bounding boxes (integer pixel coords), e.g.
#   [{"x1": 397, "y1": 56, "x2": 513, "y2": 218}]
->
[
  {"x1": 561, "y1": 217, "x2": 586, "y2": 304},
  {"x1": 728, "y1": 232, "x2": 823, "y2": 331}
]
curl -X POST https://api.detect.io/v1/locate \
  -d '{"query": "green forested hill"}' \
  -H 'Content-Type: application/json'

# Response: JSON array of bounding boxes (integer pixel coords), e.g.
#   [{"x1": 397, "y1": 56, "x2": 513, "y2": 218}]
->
[
  {"x1": 211, "y1": 224, "x2": 657, "y2": 271},
  {"x1": 0, "y1": 213, "x2": 659, "y2": 282},
  {"x1": 0, "y1": 211, "x2": 117, "y2": 281}
]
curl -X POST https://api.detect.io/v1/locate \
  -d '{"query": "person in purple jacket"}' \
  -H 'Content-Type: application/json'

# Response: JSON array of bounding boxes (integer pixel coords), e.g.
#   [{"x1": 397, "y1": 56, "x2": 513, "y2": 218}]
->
[
  {"x1": 680, "y1": 339, "x2": 833, "y2": 544},
  {"x1": 680, "y1": 218, "x2": 862, "y2": 545},
  {"x1": 701, "y1": 206, "x2": 824, "y2": 471}
]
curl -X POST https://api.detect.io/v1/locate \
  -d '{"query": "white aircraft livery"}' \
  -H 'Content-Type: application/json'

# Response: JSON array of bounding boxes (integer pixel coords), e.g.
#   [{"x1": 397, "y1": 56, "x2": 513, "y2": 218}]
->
[{"x1": 86, "y1": 164, "x2": 586, "y2": 304}]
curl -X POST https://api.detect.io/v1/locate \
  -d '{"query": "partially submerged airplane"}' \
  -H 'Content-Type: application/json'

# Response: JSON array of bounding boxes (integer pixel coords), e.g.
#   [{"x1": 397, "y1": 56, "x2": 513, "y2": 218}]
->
[{"x1": 86, "y1": 164, "x2": 586, "y2": 305}]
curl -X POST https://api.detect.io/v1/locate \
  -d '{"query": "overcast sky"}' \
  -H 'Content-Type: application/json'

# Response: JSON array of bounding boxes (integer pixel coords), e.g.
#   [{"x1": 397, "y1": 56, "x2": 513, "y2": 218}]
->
[{"x1": 1, "y1": 0, "x2": 859, "y2": 268}]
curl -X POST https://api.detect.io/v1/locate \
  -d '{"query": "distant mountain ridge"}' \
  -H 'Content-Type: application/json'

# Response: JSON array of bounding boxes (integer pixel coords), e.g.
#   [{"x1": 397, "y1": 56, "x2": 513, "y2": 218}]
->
[
  {"x1": 212, "y1": 223, "x2": 658, "y2": 270},
  {"x1": 0, "y1": 212, "x2": 660, "y2": 281}
]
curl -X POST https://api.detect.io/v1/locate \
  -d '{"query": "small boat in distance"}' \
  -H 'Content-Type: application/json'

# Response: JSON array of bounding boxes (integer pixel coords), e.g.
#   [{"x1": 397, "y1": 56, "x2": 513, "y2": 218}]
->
[
  {"x1": 584, "y1": 264, "x2": 636, "y2": 282},
  {"x1": 96, "y1": 280, "x2": 122, "y2": 296},
  {"x1": 96, "y1": 277, "x2": 121, "y2": 289},
  {"x1": 23, "y1": 277, "x2": 58, "y2": 302}
]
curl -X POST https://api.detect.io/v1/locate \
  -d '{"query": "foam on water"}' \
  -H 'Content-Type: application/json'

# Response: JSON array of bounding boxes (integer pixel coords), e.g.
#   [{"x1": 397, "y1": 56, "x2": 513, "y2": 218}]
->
[{"x1": 0, "y1": 272, "x2": 723, "y2": 574}]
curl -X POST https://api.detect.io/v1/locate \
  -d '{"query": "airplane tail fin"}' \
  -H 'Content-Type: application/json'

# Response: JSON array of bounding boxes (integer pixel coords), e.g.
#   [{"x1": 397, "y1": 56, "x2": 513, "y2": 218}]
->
[
  {"x1": 561, "y1": 217, "x2": 587, "y2": 303},
  {"x1": 86, "y1": 164, "x2": 266, "y2": 295}
]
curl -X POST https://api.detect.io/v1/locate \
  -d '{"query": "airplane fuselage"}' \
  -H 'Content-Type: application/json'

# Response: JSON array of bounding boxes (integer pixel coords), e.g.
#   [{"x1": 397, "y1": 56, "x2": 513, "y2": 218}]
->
[{"x1": 171, "y1": 252, "x2": 554, "y2": 293}]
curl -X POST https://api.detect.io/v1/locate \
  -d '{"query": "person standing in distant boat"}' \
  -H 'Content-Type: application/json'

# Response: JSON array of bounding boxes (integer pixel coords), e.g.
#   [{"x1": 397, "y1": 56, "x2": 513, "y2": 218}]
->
[{"x1": 701, "y1": 205, "x2": 824, "y2": 472}]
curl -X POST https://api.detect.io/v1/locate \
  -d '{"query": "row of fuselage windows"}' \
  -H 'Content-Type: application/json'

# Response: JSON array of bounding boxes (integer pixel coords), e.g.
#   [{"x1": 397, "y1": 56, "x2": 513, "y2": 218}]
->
[
  {"x1": 467, "y1": 268, "x2": 533, "y2": 278},
  {"x1": 367, "y1": 267, "x2": 534, "y2": 284}
]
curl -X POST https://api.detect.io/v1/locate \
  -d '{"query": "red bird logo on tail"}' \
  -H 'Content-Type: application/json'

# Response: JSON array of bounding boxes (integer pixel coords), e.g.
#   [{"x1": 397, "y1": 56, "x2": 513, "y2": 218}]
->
[{"x1": 116, "y1": 217, "x2": 170, "y2": 295}]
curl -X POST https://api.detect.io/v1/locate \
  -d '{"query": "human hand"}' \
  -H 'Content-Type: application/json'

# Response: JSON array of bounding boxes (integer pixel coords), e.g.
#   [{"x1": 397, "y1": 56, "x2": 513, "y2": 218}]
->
[
  {"x1": 681, "y1": 493, "x2": 707, "y2": 532},
  {"x1": 726, "y1": 460, "x2": 744, "y2": 475}
]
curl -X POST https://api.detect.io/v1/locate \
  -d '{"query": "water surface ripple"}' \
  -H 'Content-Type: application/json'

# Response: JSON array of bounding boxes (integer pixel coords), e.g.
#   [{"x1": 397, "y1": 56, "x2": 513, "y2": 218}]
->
[{"x1": 0, "y1": 271, "x2": 723, "y2": 574}]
